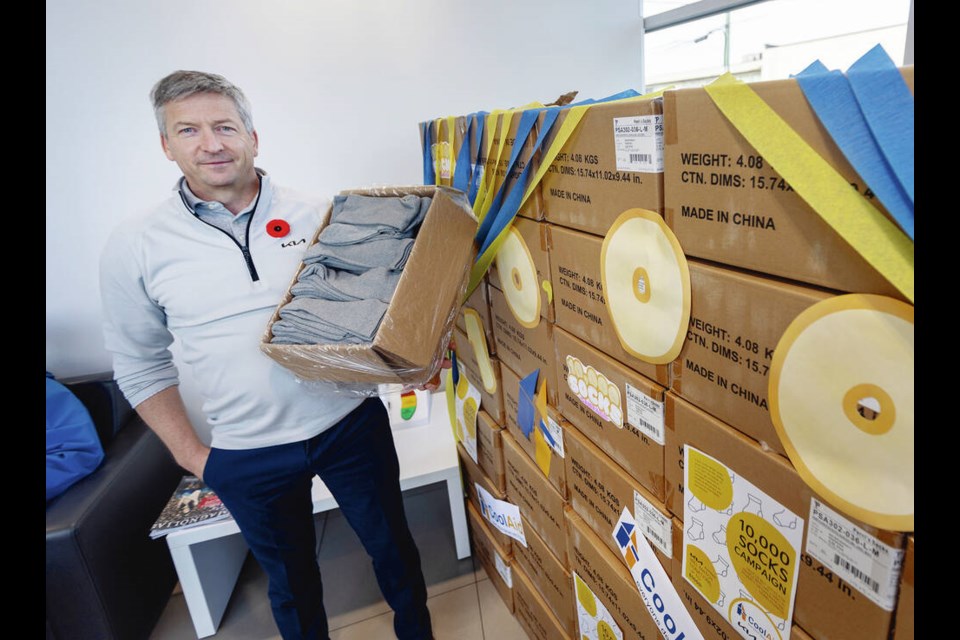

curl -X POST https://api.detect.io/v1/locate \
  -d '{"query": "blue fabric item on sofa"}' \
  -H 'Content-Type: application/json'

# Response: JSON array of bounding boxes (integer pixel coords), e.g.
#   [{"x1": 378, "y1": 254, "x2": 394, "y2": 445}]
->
[{"x1": 46, "y1": 372, "x2": 105, "y2": 501}]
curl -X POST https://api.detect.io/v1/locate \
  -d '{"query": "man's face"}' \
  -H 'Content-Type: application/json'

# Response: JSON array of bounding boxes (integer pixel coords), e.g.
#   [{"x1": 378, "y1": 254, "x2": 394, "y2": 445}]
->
[{"x1": 160, "y1": 92, "x2": 259, "y2": 198}]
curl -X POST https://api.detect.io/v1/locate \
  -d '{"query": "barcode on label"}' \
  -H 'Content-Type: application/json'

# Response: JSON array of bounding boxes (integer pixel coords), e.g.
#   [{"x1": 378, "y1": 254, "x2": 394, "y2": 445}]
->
[
  {"x1": 646, "y1": 527, "x2": 665, "y2": 548},
  {"x1": 834, "y1": 554, "x2": 880, "y2": 593},
  {"x1": 636, "y1": 415, "x2": 662, "y2": 440},
  {"x1": 630, "y1": 153, "x2": 652, "y2": 163}
]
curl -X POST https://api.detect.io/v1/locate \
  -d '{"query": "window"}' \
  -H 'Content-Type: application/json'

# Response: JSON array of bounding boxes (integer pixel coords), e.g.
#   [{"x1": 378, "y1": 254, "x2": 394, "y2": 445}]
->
[{"x1": 642, "y1": 0, "x2": 912, "y2": 92}]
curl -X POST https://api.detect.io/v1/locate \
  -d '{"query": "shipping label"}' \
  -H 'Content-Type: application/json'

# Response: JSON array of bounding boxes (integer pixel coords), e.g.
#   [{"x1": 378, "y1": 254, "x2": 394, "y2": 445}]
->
[
  {"x1": 805, "y1": 498, "x2": 904, "y2": 611},
  {"x1": 634, "y1": 491, "x2": 672, "y2": 557},
  {"x1": 625, "y1": 382, "x2": 665, "y2": 444},
  {"x1": 614, "y1": 115, "x2": 664, "y2": 173}
]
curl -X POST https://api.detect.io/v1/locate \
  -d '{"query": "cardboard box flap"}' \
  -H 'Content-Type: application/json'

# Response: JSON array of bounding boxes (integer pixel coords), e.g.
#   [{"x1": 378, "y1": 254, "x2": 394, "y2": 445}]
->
[{"x1": 374, "y1": 187, "x2": 478, "y2": 368}]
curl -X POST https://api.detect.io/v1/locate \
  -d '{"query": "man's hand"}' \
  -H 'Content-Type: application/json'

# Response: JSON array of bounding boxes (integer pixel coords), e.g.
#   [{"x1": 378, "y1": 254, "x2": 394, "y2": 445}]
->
[{"x1": 417, "y1": 337, "x2": 456, "y2": 392}]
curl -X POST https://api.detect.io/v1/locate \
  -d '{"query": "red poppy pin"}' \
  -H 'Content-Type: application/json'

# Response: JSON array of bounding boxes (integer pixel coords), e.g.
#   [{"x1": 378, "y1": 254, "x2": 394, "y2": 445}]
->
[{"x1": 266, "y1": 219, "x2": 290, "y2": 238}]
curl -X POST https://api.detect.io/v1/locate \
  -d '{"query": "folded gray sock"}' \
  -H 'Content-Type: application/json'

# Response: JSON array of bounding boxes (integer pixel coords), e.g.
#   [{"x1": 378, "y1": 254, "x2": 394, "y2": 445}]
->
[
  {"x1": 271, "y1": 297, "x2": 388, "y2": 344},
  {"x1": 302, "y1": 236, "x2": 414, "y2": 273},
  {"x1": 290, "y1": 265, "x2": 402, "y2": 303},
  {"x1": 331, "y1": 194, "x2": 430, "y2": 233}
]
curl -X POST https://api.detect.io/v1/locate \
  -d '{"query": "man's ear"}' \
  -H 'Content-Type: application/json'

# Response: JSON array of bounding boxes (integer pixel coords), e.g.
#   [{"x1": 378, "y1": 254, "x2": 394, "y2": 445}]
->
[
  {"x1": 252, "y1": 129, "x2": 259, "y2": 157},
  {"x1": 161, "y1": 134, "x2": 175, "y2": 161}
]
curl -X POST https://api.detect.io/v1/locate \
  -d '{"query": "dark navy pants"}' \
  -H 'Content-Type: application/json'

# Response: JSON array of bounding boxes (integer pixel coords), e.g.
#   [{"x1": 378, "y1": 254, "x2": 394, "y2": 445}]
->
[{"x1": 203, "y1": 397, "x2": 433, "y2": 640}]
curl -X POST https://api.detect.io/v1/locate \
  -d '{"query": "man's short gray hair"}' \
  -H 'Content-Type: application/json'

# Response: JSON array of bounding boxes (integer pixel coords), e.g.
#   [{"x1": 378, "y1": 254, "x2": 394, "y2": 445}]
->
[{"x1": 150, "y1": 70, "x2": 254, "y2": 137}]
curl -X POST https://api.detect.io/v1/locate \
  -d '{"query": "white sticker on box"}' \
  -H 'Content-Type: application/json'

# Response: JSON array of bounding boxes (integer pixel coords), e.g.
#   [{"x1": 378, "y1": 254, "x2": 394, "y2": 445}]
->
[
  {"x1": 494, "y1": 551, "x2": 513, "y2": 588},
  {"x1": 475, "y1": 483, "x2": 527, "y2": 547},
  {"x1": 456, "y1": 375, "x2": 482, "y2": 464},
  {"x1": 545, "y1": 415, "x2": 565, "y2": 458},
  {"x1": 574, "y1": 572, "x2": 624, "y2": 640},
  {"x1": 634, "y1": 490, "x2": 672, "y2": 558},
  {"x1": 805, "y1": 498, "x2": 904, "y2": 611},
  {"x1": 683, "y1": 445, "x2": 803, "y2": 640},
  {"x1": 613, "y1": 115, "x2": 664, "y2": 173},
  {"x1": 625, "y1": 383, "x2": 665, "y2": 444}
]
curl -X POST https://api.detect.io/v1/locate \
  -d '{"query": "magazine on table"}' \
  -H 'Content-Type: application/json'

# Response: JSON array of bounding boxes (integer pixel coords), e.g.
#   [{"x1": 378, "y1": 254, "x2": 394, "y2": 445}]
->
[{"x1": 149, "y1": 474, "x2": 233, "y2": 539}]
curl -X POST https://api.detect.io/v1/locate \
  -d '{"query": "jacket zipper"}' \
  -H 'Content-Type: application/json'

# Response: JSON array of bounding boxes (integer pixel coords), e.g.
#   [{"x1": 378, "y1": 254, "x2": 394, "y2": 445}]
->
[{"x1": 178, "y1": 176, "x2": 263, "y2": 282}]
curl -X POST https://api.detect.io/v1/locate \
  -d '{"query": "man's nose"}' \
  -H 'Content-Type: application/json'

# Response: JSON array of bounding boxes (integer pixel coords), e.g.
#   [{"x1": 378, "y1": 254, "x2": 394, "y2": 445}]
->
[{"x1": 199, "y1": 127, "x2": 224, "y2": 153}]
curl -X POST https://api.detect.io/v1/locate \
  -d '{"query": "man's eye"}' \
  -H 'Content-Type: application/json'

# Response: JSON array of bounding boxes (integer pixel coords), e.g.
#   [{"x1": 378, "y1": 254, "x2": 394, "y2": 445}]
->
[
  {"x1": 178, "y1": 127, "x2": 197, "y2": 136},
  {"x1": 217, "y1": 125, "x2": 237, "y2": 133}
]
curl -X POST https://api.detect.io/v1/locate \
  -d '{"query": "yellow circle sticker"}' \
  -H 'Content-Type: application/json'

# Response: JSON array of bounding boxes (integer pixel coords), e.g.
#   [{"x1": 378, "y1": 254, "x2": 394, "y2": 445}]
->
[
  {"x1": 598, "y1": 621, "x2": 618, "y2": 640},
  {"x1": 575, "y1": 574, "x2": 598, "y2": 617},
  {"x1": 687, "y1": 448, "x2": 734, "y2": 512},
  {"x1": 684, "y1": 544, "x2": 720, "y2": 603}
]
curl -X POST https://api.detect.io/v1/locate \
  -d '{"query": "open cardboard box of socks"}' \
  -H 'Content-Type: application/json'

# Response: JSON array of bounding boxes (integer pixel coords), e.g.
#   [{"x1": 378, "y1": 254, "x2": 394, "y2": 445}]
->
[{"x1": 260, "y1": 185, "x2": 478, "y2": 387}]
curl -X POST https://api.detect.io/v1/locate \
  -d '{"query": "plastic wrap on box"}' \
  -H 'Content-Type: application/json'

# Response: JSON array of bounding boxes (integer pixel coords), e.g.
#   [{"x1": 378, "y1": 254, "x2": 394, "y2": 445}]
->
[{"x1": 260, "y1": 185, "x2": 478, "y2": 396}]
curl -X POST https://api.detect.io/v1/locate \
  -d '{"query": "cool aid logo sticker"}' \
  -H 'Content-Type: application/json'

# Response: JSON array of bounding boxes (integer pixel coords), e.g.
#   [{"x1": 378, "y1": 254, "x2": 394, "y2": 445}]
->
[{"x1": 682, "y1": 446, "x2": 803, "y2": 640}]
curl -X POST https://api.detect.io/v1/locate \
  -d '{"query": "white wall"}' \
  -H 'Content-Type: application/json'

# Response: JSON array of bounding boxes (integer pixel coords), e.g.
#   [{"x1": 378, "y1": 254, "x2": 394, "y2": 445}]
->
[{"x1": 46, "y1": 0, "x2": 642, "y2": 432}]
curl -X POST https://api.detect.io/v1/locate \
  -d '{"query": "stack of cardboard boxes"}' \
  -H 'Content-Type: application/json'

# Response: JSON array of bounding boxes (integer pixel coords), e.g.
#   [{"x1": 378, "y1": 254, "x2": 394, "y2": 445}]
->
[{"x1": 446, "y1": 69, "x2": 912, "y2": 640}]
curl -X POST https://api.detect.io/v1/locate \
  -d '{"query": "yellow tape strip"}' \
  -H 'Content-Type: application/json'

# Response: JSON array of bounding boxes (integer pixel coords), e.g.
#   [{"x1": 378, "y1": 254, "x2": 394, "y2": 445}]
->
[
  {"x1": 446, "y1": 115, "x2": 456, "y2": 186},
  {"x1": 704, "y1": 74, "x2": 914, "y2": 302},
  {"x1": 473, "y1": 110, "x2": 505, "y2": 220},
  {"x1": 445, "y1": 368, "x2": 459, "y2": 442}
]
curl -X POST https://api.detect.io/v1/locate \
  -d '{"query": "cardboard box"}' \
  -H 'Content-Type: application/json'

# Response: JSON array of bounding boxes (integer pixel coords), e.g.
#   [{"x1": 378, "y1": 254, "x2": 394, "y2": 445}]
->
[
  {"x1": 467, "y1": 500, "x2": 514, "y2": 614},
  {"x1": 455, "y1": 275, "x2": 497, "y2": 357},
  {"x1": 458, "y1": 442, "x2": 513, "y2": 555},
  {"x1": 261, "y1": 185, "x2": 478, "y2": 385},
  {"x1": 892, "y1": 535, "x2": 914, "y2": 640},
  {"x1": 547, "y1": 223, "x2": 671, "y2": 387},
  {"x1": 512, "y1": 562, "x2": 573, "y2": 640},
  {"x1": 489, "y1": 285, "x2": 559, "y2": 407},
  {"x1": 540, "y1": 96, "x2": 665, "y2": 237},
  {"x1": 475, "y1": 410, "x2": 506, "y2": 493},
  {"x1": 664, "y1": 392, "x2": 905, "y2": 640},
  {"x1": 453, "y1": 326, "x2": 505, "y2": 426},
  {"x1": 565, "y1": 508, "x2": 662, "y2": 640},
  {"x1": 503, "y1": 431, "x2": 569, "y2": 567},
  {"x1": 671, "y1": 258, "x2": 833, "y2": 456},
  {"x1": 500, "y1": 361, "x2": 568, "y2": 498},
  {"x1": 662, "y1": 69, "x2": 913, "y2": 297},
  {"x1": 513, "y1": 515, "x2": 576, "y2": 637},
  {"x1": 487, "y1": 217, "x2": 555, "y2": 325},
  {"x1": 555, "y1": 326, "x2": 667, "y2": 500},
  {"x1": 564, "y1": 425, "x2": 672, "y2": 577}
]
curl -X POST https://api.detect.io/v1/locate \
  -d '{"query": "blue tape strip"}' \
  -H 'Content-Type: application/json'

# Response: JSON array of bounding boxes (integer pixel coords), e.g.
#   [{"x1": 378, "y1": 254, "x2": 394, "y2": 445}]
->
[
  {"x1": 421, "y1": 121, "x2": 435, "y2": 185},
  {"x1": 794, "y1": 59, "x2": 914, "y2": 240},
  {"x1": 467, "y1": 112, "x2": 488, "y2": 205},
  {"x1": 474, "y1": 108, "x2": 542, "y2": 245},
  {"x1": 846, "y1": 44, "x2": 914, "y2": 205},
  {"x1": 452, "y1": 117, "x2": 474, "y2": 193},
  {"x1": 477, "y1": 107, "x2": 561, "y2": 256}
]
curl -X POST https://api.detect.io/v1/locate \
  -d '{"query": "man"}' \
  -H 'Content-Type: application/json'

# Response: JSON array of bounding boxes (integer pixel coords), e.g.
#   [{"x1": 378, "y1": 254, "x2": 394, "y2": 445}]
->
[{"x1": 99, "y1": 70, "x2": 435, "y2": 640}]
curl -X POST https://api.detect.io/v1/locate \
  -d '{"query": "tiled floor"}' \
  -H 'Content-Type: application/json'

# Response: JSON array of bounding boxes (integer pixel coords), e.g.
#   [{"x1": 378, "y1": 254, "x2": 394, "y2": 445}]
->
[{"x1": 149, "y1": 483, "x2": 527, "y2": 640}]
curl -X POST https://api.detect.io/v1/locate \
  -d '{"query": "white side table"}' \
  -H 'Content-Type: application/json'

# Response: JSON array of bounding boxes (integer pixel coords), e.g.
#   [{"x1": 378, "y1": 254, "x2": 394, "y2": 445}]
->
[{"x1": 164, "y1": 391, "x2": 469, "y2": 638}]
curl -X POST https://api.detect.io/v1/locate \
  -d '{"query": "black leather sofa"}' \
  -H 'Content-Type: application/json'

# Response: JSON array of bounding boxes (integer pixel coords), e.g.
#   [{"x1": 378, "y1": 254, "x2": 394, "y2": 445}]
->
[{"x1": 46, "y1": 372, "x2": 184, "y2": 640}]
